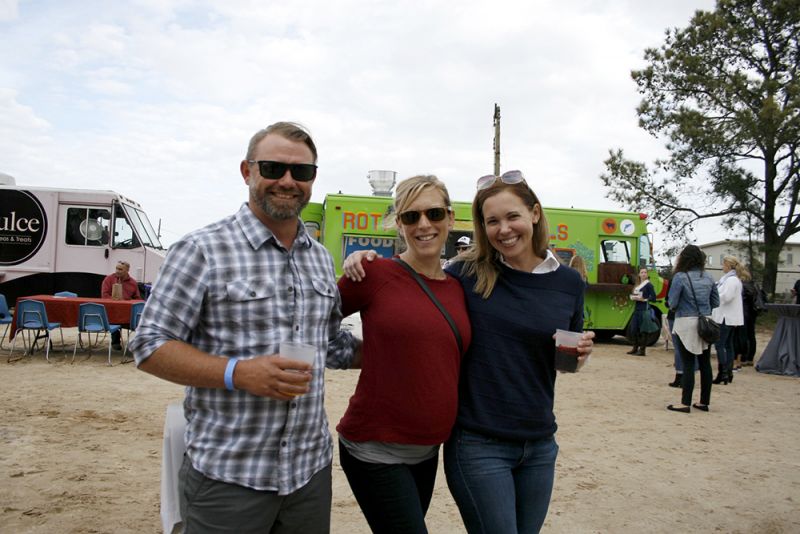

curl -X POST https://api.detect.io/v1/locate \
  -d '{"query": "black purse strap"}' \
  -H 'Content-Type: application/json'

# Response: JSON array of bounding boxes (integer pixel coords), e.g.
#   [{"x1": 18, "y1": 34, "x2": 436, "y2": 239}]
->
[{"x1": 392, "y1": 257, "x2": 463, "y2": 354}]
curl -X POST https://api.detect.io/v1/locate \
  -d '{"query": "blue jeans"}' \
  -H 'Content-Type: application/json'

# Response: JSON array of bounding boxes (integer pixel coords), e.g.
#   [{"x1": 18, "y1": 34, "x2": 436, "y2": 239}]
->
[
  {"x1": 444, "y1": 427, "x2": 558, "y2": 534},
  {"x1": 715, "y1": 323, "x2": 735, "y2": 367}
]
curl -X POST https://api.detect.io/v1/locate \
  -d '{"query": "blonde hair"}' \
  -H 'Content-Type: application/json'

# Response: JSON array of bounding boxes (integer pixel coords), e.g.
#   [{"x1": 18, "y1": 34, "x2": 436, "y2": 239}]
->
[
  {"x1": 723, "y1": 255, "x2": 748, "y2": 279},
  {"x1": 461, "y1": 180, "x2": 549, "y2": 299},
  {"x1": 569, "y1": 255, "x2": 588, "y2": 282},
  {"x1": 738, "y1": 265, "x2": 752, "y2": 282}
]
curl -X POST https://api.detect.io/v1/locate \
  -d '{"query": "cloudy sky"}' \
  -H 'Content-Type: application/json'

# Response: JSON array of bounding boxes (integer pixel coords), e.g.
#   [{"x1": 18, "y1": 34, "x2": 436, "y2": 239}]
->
[{"x1": 0, "y1": 0, "x2": 719, "y2": 247}]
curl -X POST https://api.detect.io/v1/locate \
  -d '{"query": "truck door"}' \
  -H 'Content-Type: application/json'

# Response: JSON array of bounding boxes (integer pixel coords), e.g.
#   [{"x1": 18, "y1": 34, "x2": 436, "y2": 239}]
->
[{"x1": 57, "y1": 204, "x2": 113, "y2": 275}]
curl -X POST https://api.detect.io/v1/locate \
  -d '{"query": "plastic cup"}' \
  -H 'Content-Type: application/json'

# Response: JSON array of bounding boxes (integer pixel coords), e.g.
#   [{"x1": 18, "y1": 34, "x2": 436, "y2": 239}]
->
[
  {"x1": 279, "y1": 342, "x2": 316, "y2": 368},
  {"x1": 554, "y1": 329, "x2": 582, "y2": 373}
]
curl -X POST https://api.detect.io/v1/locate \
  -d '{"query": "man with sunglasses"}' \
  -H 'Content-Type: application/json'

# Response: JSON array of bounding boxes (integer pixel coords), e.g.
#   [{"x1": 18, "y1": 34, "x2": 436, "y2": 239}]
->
[{"x1": 130, "y1": 122, "x2": 360, "y2": 533}]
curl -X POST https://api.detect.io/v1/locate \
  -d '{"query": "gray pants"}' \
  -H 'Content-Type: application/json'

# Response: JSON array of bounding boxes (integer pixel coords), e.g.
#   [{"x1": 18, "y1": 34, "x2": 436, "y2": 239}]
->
[{"x1": 179, "y1": 456, "x2": 332, "y2": 534}]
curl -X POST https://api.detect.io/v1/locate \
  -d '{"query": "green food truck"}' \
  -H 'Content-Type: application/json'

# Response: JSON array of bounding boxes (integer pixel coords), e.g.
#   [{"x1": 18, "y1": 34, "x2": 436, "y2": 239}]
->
[{"x1": 301, "y1": 193, "x2": 667, "y2": 344}]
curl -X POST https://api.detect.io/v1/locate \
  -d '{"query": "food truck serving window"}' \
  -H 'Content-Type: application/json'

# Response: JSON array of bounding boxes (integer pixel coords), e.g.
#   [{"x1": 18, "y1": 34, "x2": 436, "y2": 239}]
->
[{"x1": 601, "y1": 239, "x2": 631, "y2": 263}]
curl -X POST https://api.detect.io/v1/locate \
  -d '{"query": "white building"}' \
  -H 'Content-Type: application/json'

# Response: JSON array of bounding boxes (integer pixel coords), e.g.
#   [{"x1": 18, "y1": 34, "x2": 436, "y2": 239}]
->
[{"x1": 699, "y1": 240, "x2": 800, "y2": 300}]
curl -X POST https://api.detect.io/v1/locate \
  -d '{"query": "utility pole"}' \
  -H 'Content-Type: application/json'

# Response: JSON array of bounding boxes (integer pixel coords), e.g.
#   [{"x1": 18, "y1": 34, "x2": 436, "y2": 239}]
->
[{"x1": 493, "y1": 103, "x2": 501, "y2": 176}]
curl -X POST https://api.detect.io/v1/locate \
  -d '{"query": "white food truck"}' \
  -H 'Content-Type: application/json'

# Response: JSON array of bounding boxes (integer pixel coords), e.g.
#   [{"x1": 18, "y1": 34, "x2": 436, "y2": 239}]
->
[{"x1": 0, "y1": 177, "x2": 166, "y2": 304}]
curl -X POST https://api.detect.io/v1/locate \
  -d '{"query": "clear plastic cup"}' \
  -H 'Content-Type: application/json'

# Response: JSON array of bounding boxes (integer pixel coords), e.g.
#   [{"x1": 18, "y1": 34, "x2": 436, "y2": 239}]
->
[
  {"x1": 279, "y1": 342, "x2": 316, "y2": 368},
  {"x1": 554, "y1": 329, "x2": 582, "y2": 373}
]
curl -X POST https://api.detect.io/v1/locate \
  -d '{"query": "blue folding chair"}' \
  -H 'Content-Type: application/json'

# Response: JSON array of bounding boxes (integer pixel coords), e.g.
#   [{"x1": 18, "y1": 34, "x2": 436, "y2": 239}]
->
[
  {"x1": 0, "y1": 294, "x2": 13, "y2": 350},
  {"x1": 121, "y1": 301, "x2": 145, "y2": 363},
  {"x1": 54, "y1": 291, "x2": 78, "y2": 297},
  {"x1": 73, "y1": 303, "x2": 121, "y2": 366},
  {"x1": 8, "y1": 299, "x2": 65, "y2": 363}
]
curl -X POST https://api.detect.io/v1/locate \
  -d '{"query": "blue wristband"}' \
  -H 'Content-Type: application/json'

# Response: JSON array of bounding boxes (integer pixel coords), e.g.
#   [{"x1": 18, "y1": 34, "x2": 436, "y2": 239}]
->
[{"x1": 224, "y1": 358, "x2": 238, "y2": 391}]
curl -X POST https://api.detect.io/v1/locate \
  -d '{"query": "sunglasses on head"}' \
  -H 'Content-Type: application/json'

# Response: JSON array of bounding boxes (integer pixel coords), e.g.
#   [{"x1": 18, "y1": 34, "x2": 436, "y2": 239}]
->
[
  {"x1": 398, "y1": 207, "x2": 451, "y2": 225},
  {"x1": 476, "y1": 170, "x2": 525, "y2": 191},
  {"x1": 248, "y1": 160, "x2": 318, "y2": 182}
]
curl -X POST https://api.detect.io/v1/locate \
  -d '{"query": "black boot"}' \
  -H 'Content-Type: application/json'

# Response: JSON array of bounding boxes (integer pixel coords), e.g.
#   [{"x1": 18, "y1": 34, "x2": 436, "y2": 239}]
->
[
  {"x1": 668, "y1": 373, "x2": 682, "y2": 388},
  {"x1": 727, "y1": 362, "x2": 734, "y2": 384},
  {"x1": 636, "y1": 335, "x2": 646, "y2": 356},
  {"x1": 626, "y1": 345, "x2": 639, "y2": 355},
  {"x1": 712, "y1": 362, "x2": 728, "y2": 385}
]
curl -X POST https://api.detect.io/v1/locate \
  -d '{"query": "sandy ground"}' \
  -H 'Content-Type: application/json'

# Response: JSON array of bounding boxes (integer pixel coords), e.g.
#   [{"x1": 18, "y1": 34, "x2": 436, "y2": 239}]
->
[{"x1": 1, "y1": 319, "x2": 799, "y2": 534}]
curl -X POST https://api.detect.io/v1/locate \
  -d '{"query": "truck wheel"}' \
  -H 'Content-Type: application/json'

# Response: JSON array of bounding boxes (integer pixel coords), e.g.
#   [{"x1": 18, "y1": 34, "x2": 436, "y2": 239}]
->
[{"x1": 591, "y1": 330, "x2": 616, "y2": 342}]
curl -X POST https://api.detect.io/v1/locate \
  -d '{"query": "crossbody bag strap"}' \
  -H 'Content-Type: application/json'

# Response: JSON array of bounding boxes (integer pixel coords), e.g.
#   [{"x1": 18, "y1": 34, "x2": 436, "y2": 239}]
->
[
  {"x1": 685, "y1": 272, "x2": 702, "y2": 315},
  {"x1": 392, "y1": 257, "x2": 463, "y2": 354}
]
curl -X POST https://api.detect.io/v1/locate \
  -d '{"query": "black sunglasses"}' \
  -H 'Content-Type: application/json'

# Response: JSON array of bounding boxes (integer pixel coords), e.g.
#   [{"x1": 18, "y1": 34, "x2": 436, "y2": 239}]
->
[
  {"x1": 398, "y1": 207, "x2": 451, "y2": 225},
  {"x1": 248, "y1": 160, "x2": 318, "y2": 182}
]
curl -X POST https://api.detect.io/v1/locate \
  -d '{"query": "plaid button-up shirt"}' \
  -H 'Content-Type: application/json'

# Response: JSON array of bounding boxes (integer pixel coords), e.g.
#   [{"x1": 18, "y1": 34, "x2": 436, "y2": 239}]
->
[{"x1": 131, "y1": 203, "x2": 356, "y2": 494}]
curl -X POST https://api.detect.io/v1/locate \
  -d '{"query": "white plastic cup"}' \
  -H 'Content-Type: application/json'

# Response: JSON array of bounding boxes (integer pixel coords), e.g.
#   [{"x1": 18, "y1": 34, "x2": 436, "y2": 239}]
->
[
  {"x1": 279, "y1": 342, "x2": 316, "y2": 368},
  {"x1": 554, "y1": 329, "x2": 582, "y2": 373}
]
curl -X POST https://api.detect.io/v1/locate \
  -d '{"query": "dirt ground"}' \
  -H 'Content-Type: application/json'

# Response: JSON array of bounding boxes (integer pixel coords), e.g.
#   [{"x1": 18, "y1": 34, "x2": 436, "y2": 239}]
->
[{"x1": 1, "y1": 320, "x2": 798, "y2": 534}]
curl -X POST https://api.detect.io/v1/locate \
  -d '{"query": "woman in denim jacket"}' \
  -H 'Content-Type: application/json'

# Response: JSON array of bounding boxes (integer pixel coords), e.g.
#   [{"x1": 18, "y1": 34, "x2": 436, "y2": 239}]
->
[{"x1": 666, "y1": 245, "x2": 720, "y2": 413}]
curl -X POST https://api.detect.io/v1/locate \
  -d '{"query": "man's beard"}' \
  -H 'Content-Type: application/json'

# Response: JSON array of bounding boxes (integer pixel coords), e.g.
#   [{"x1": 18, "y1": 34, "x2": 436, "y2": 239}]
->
[{"x1": 252, "y1": 184, "x2": 309, "y2": 220}]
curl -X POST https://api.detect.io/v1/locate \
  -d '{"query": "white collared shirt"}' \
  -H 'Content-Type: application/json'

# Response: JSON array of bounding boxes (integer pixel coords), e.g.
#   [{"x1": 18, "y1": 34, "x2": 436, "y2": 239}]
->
[{"x1": 499, "y1": 249, "x2": 561, "y2": 274}]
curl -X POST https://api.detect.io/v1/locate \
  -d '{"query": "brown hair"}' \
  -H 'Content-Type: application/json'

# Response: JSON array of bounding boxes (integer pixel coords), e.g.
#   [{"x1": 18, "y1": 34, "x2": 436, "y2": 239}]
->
[
  {"x1": 673, "y1": 244, "x2": 706, "y2": 273},
  {"x1": 245, "y1": 122, "x2": 318, "y2": 163},
  {"x1": 461, "y1": 180, "x2": 549, "y2": 298}
]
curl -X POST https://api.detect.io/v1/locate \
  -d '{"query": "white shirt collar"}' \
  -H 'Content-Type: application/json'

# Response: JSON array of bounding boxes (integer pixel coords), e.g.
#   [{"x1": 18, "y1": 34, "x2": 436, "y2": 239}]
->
[{"x1": 499, "y1": 249, "x2": 561, "y2": 274}]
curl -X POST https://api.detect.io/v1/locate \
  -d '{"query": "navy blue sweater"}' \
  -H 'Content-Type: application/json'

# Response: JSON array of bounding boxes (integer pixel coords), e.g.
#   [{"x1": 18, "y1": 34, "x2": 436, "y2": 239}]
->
[{"x1": 446, "y1": 262, "x2": 584, "y2": 441}]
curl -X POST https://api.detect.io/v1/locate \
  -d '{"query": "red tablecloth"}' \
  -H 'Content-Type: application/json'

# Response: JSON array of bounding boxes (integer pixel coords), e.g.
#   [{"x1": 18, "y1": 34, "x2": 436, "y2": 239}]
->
[{"x1": 10, "y1": 295, "x2": 144, "y2": 339}]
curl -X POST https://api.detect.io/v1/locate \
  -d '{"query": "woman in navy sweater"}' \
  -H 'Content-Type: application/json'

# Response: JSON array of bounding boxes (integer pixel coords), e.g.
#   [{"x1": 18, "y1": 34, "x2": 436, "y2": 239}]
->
[{"x1": 443, "y1": 172, "x2": 591, "y2": 534}]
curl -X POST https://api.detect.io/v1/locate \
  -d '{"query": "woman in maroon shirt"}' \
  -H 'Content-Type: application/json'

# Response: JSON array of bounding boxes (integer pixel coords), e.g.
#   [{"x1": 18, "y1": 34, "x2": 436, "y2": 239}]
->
[{"x1": 337, "y1": 175, "x2": 471, "y2": 534}]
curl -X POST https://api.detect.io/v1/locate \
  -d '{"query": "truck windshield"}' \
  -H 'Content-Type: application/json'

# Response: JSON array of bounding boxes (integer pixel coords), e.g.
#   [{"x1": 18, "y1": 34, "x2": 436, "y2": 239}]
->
[
  {"x1": 125, "y1": 204, "x2": 162, "y2": 248},
  {"x1": 112, "y1": 203, "x2": 163, "y2": 249}
]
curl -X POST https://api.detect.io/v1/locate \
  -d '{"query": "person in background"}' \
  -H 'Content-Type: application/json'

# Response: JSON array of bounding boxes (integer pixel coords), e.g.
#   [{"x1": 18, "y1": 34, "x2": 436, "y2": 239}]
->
[
  {"x1": 337, "y1": 175, "x2": 471, "y2": 533},
  {"x1": 568, "y1": 255, "x2": 588, "y2": 286},
  {"x1": 627, "y1": 267, "x2": 656, "y2": 356},
  {"x1": 792, "y1": 277, "x2": 800, "y2": 304},
  {"x1": 344, "y1": 170, "x2": 594, "y2": 533},
  {"x1": 443, "y1": 235, "x2": 473, "y2": 269},
  {"x1": 666, "y1": 286, "x2": 698, "y2": 388},
  {"x1": 665, "y1": 294, "x2": 680, "y2": 386},
  {"x1": 712, "y1": 255, "x2": 744, "y2": 384},
  {"x1": 456, "y1": 235, "x2": 472, "y2": 254},
  {"x1": 667, "y1": 244, "x2": 719, "y2": 413},
  {"x1": 130, "y1": 122, "x2": 360, "y2": 533},
  {"x1": 735, "y1": 267, "x2": 759, "y2": 369},
  {"x1": 100, "y1": 260, "x2": 141, "y2": 350}
]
